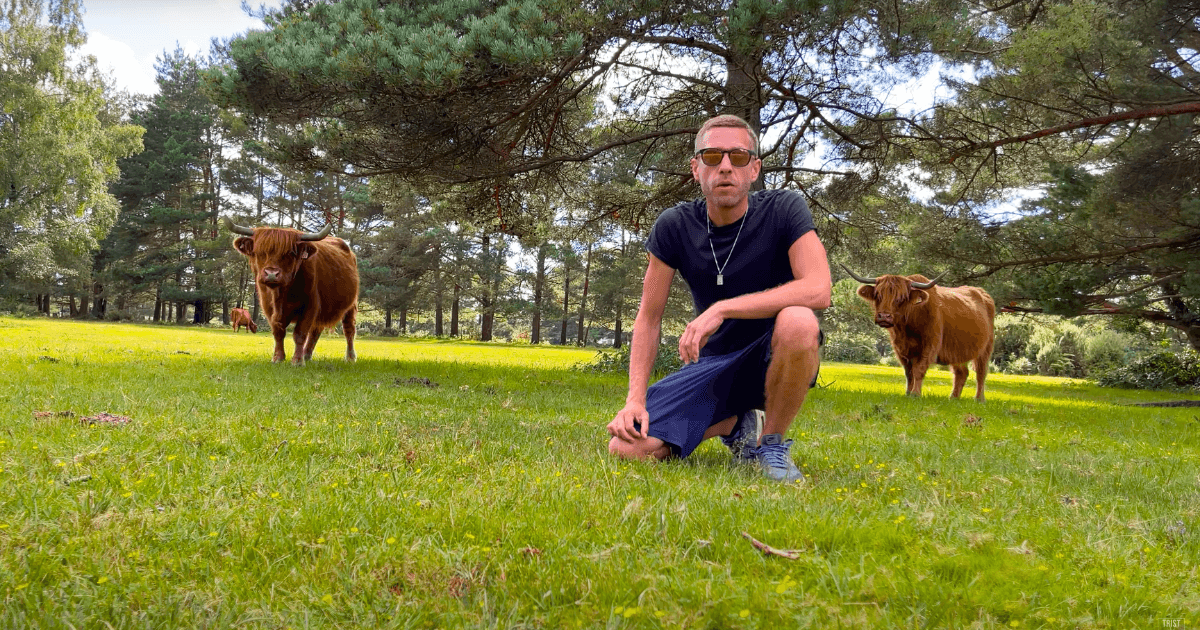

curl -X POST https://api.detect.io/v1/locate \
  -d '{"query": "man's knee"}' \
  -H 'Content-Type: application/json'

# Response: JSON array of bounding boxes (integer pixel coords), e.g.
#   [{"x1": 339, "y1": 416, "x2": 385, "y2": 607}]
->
[{"x1": 773, "y1": 306, "x2": 821, "y2": 354}]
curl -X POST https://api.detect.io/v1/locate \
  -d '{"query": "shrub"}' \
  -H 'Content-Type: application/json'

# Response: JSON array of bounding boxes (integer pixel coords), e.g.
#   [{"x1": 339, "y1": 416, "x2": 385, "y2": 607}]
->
[
  {"x1": 1036, "y1": 343, "x2": 1076, "y2": 377},
  {"x1": 578, "y1": 337, "x2": 683, "y2": 376},
  {"x1": 1095, "y1": 351, "x2": 1200, "y2": 391},
  {"x1": 0, "y1": 302, "x2": 41, "y2": 318},
  {"x1": 1006, "y1": 356, "x2": 1037, "y2": 375},
  {"x1": 991, "y1": 316, "x2": 1033, "y2": 371},
  {"x1": 823, "y1": 332, "x2": 882, "y2": 364},
  {"x1": 1027, "y1": 324, "x2": 1085, "y2": 377},
  {"x1": 1084, "y1": 329, "x2": 1131, "y2": 376}
]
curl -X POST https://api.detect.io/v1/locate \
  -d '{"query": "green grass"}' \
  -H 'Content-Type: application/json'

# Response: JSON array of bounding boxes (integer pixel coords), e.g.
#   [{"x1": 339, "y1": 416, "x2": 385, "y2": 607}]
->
[{"x1": 1, "y1": 317, "x2": 1197, "y2": 629}]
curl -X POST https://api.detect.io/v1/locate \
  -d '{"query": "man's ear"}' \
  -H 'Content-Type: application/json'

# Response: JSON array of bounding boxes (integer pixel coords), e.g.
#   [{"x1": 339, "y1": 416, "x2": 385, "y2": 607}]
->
[
  {"x1": 234, "y1": 237, "x2": 254, "y2": 256},
  {"x1": 856, "y1": 285, "x2": 876, "y2": 301},
  {"x1": 910, "y1": 289, "x2": 929, "y2": 305},
  {"x1": 297, "y1": 242, "x2": 317, "y2": 260}
]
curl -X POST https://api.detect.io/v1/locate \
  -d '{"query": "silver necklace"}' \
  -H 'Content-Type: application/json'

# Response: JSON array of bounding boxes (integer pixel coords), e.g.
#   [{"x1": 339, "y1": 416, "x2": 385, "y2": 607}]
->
[{"x1": 707, "y1": 208, "x2": 746, "y2": 286}]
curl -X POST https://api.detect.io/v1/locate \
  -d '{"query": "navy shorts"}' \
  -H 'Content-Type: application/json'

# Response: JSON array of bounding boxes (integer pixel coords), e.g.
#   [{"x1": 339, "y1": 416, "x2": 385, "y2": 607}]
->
[
  {"x1": 639, "y1": 329, "x2": 824, "y2": 459},
  {"x1": 640, "y1": 331, "x2": 773, "y2": 458}
]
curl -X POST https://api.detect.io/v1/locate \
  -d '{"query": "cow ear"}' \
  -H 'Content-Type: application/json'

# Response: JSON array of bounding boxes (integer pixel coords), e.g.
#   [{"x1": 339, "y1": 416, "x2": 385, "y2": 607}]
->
[
  {"x1": 297, "y1": 242, "x2": 317, "y2": 260},
  {"x1": 910, "y1": 289, "x2": 929, "y2": 305},
  {"x1": 233, "y1": 237, "x2": 254, "y2": 256},
  {"x1": 856, "y1": 285, "x2": 876, "y2": 301}
]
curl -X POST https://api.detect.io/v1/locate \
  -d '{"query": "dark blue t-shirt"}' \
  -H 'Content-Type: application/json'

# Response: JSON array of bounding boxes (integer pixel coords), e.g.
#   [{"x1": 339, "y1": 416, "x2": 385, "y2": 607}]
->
[{"x1": 646, "y1": 189, "x2": 815, "y2": 356}]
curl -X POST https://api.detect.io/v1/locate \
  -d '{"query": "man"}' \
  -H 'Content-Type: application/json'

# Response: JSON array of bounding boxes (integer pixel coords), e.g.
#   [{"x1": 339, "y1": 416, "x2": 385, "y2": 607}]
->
[{"x1": 606, "y1": 114, "x2": 830, "y2": 482}]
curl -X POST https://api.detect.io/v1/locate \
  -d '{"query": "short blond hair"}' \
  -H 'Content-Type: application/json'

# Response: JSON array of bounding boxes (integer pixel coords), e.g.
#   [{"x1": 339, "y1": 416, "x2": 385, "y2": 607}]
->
[{"x1": 695, "y1": 114, "x2": 759, "y2": 153}]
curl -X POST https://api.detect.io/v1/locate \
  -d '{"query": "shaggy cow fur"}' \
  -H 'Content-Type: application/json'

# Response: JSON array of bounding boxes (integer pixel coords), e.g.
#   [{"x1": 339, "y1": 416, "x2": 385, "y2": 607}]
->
[
  {"x1": 854, "y1": 273, "x2": 995, "y2": 401},
  {"x1": 231, "y1": 226, "x2": 358, "y2": 365},
  {"x1": 230, "y1": 307, "x2": 257, "y2": 333}
]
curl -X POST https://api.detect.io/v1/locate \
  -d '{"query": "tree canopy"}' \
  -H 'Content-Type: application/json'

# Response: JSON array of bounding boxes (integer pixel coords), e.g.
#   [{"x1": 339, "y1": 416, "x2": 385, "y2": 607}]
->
[{"x1": 0, "y1": 0, "x2": 143, "y2": 300}]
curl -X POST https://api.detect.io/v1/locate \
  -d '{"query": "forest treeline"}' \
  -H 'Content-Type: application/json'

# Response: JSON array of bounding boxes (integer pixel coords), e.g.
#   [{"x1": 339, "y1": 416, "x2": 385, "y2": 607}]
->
[{"x1": 2, "y1": 0, "x2": 1199, "y2": 368}]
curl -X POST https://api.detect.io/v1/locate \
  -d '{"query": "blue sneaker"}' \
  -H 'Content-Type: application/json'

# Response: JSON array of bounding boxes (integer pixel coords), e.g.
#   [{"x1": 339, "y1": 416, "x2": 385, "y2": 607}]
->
[
  {"x1": 751, "y1": 433, "x2": 805, "y2": 482},
  {"x1": 720, "y1": 409, "x2": 762, "y2": 461}
]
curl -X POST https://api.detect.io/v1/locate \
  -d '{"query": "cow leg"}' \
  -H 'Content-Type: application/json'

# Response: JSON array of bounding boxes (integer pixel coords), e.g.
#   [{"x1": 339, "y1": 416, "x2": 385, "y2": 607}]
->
[
  {"x1": 306, "y1": 329, "x2": 322, "y2": 361},
  {"x1": 973, "y1": 355, "x2": 989, "y2": 402},
  {"x1": 909, "y1": 357, "x2": 933, "y2": 396},
  {"x1": 291, "y1": 326, "x2": 311, "y2": 366},
  {"x1": 271, "y1": 323, "x2": 288, "y2": 363},
  {"x1": 900, "y1": 359, "x2": 914, "y2": 395},
  {"x1": 342, "y1": 308, "x2": 357, "y2": 363},
  {"x1": 950, "y1": 363, "x2": 969, "y2": 398}
]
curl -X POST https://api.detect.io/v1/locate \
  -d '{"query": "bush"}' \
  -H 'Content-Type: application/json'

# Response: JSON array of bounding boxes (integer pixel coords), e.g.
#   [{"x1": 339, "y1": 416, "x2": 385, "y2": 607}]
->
[
  {"x1": 1006, "y1": 356, "x2": 1037, "y2": 375},
  {"x1": 578, "y1": 337, "x2": 683, "y2": 376},
  {"x1": 1084, "y1": 329, "x2": 1131, "y2": 376},
  {"x1": 0, "y1": 302, "x2": 42, "y2": 318},
  {"x1": 1095, "y1": 351, "x2": 1200, "y2": 391},
  {"x1": 823, "y1": 332, "x2": 882, "y2": 364},
  {"x1": 992, "y1": 316, "x2": 1033, "y2": 372},
  {"x1": 1027, "y1": 324, "x2": 1085, "y2": 377}
]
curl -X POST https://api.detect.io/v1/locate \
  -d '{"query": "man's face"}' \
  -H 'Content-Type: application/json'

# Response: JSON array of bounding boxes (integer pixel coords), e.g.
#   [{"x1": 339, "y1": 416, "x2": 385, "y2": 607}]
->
[{"x1": 690, "y1": 126, "x2": 761, "y2": 211}]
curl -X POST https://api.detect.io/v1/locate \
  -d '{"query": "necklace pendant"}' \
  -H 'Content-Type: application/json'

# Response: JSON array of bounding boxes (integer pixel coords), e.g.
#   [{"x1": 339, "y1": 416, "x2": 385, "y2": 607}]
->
[{"x1": 717, "y1": 274, "x2": 724, "y2": 286}]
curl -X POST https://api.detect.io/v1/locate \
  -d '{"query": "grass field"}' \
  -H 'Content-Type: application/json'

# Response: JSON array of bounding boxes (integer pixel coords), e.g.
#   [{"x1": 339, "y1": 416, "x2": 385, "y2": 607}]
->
[{"x1": 1, "y1": 317, "x2": 1197, "y2": 629}]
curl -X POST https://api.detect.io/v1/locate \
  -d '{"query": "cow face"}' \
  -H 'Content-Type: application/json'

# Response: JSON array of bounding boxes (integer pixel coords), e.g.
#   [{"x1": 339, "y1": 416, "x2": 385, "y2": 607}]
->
[
  {"x1": 233, "y1": 232, "x2": 319, "y2": 288},
  {"x1": 855, "y1": 276, "x2": 930, "y2": 329}
]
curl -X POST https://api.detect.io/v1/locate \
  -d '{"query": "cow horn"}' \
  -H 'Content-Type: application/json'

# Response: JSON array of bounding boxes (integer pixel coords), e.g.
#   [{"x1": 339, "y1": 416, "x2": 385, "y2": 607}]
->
[
  {"x1": 223, "y1": 216, "x2": 255, "y2": 236},
  {"x1": 911, "y1": 271, "x2": 949, "y2": 290},
  {"x1": 298, "y1": 223, "x2": 333, "y2": 241},
  {"x1": 840, "y1": 264, "x2": 877, "y2": 285}
]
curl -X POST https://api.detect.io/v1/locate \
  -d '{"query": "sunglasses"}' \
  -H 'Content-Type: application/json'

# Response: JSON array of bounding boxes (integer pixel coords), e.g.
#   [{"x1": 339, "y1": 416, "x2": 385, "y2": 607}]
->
[{"x1": 695, "y1": 148, "x2": 757, "y2": 167}]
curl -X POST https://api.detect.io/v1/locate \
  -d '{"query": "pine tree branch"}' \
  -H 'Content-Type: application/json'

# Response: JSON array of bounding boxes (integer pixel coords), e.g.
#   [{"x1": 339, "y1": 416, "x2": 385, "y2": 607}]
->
[
  {"x1": 963, "y1": 233, "x2": 1200, "y2": 278},
  {"x1": 948, "y1": 102, "x2": 1200, "y2": 162}
]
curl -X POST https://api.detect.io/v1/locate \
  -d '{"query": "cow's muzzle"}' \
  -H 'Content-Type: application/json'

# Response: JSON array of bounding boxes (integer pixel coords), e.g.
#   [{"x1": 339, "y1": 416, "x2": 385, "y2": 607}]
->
[
  {"x1": 261, "y1": 268, "x2": 283, "y2": 284},
  {"x1": 874, "y1": 313, "x2": 895, "y2": 328}
]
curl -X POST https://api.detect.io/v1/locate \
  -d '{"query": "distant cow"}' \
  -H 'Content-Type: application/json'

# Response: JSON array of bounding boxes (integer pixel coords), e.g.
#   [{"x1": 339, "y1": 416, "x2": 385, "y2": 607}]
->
[
  {"x1": 230, "y1": 307, "x2": 257, "y2": 333},
  {"x1": 224, "y1": 217, "x2": 358, "y2": 365},
  {"x1": 843, "y1": 265, "x2": 995, "y2": 401}
]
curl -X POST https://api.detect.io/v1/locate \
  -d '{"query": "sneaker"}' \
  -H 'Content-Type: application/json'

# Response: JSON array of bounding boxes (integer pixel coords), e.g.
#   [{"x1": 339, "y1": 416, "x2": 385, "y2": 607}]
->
[
  {"x1": 720, "y1": 409, "x2": 763, "y2": 460},
  {"x1": 751, "y1": 433, "x2": 805, "y2": 482}
]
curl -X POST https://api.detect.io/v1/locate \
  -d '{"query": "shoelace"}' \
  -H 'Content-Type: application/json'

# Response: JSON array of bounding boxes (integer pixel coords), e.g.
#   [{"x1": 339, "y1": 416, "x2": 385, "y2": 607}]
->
[{"x1": 757, "y1": 441, "x2": 794, "y2": 467}]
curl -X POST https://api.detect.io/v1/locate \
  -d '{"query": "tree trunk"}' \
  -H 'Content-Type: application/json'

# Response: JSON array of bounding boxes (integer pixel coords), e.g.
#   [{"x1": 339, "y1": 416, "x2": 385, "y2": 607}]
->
[
  {"x1": 385, "y1": 308, "x2": 392, "y2": 330},
  {"x1": 577, "y1": 242, "x2": 592, "y2": 346},
  {"x1": 451, "y1": 284, "x2": 460, "y2": 337},
  {"x1": 532, "y1": 243, "x2": 546, "y2": 344},
  {"x1": 488, "y1": 235, "x2": 503, "y2": 339},
  {"x1": 93, "y1": 281, "x2": 106, "y2": 318},
  {"x1": 78, "y1": 292, "x2": 89, "y2": 319},
  {"x1": 560, "y1": 263, "x2": 570, "y2": 345},
  {"x1": 725, "y1": 44, "x2": 765, "y2": 191},
  {"x1": 433, "y1": 242, "x2": 444, "y2": 336},
  {"x1": 480, "y1": 234, "x2": 494, "y2": 342},
  {"x1": 400, "y1": 304, "x2": 408, "y2": 334}
]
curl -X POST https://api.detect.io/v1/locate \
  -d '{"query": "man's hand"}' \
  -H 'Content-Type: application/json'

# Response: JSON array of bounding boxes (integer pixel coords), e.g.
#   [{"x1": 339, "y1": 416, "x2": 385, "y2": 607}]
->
[
  {"x1": 678, "y1": 305, "x2": 724, "y2": 364},
  {"x1": 607, "y1": 403, "x2": 649, "y2": 442}
]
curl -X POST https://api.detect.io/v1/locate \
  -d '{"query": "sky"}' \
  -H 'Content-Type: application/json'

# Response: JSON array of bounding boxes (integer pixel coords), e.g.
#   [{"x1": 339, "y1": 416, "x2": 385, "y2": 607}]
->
[{"x1": 77, "y1": 0, "x2": 281, "y2": 96}]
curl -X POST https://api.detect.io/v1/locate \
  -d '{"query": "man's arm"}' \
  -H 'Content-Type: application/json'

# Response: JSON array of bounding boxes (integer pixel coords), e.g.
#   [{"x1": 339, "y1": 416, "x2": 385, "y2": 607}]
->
[
  {"x1": 678, "y1": 231, "x2": 831, "y2": 364},
  {"x1": 607, "y1": 253, "x2": 675, "y2": 442}
]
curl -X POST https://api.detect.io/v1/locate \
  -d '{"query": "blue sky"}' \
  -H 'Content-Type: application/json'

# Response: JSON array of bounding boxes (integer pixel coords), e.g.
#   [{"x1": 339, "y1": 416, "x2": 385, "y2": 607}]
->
[{"x1": 78, "y1": 0, "x2": 280, "y2": 96}]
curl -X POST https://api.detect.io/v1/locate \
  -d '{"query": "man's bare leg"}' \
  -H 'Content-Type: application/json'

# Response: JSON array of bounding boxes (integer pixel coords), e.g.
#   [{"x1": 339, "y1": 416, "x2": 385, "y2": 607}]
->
[
  {"x1": 762, "y1": 306, "x2": 822, "y2": 439},
  {"x1": 608, "y1": 417, "x2": 739, "y2": 461}
]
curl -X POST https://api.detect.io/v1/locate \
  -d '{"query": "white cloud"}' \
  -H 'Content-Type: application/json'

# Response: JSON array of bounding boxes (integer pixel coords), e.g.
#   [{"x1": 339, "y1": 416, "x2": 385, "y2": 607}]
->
[{"x1": 79, "y1": 31, "x2": 158, "y2": 96}]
